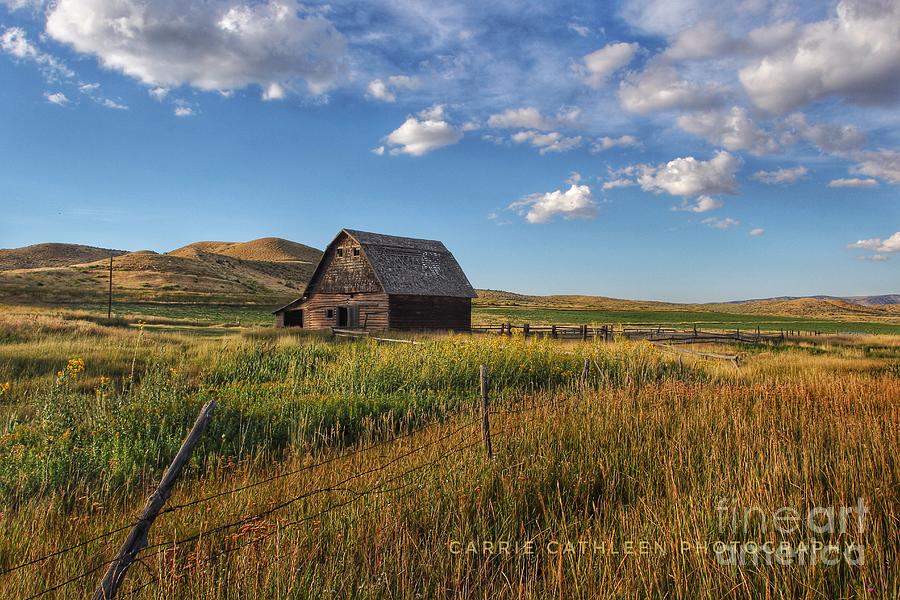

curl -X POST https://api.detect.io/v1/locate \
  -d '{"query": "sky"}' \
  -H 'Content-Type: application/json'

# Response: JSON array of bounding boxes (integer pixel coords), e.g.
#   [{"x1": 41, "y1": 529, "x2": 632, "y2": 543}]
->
[{"x1": 0, "y1": 0, "x2": 898, "y2": 302}]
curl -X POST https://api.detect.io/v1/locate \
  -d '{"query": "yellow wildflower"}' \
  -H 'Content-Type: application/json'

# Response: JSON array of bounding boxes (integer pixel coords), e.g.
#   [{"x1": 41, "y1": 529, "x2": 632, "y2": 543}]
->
[{"x1": 0, "y1": 382, "x2": 10, "y2": 396}]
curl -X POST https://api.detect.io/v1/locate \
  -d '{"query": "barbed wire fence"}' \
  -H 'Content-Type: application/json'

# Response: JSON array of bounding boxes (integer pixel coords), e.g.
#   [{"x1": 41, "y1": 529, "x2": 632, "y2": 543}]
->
[{"x1": 2, "y1": 363, "x2": 590, "y2": 600}]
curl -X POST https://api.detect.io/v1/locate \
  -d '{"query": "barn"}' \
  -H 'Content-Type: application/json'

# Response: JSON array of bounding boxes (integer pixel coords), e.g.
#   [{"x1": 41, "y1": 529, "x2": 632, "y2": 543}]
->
[{"x1": 273, "y1": 229, "x2": 475, "y2": 331}]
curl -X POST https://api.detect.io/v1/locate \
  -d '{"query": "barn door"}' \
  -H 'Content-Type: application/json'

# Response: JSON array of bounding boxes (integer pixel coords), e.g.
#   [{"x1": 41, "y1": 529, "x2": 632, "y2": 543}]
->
[
  {"x1": 349, "y1": 304, "x2": 360, "y2": 328},
  {"x1": 337, "y1": 306, "x2": 349, "y2": 327}
]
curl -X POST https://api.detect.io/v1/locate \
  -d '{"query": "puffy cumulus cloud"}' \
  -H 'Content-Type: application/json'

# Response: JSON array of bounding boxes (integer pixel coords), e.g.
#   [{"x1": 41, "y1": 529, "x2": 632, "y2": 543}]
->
[
  {"x1": 149, "y1": 87, "x2": 169, "y2": 101},
  {"x1": 174, "y1": 106, "x2": 194, "y2": 117},
  {"x1": 701, "y1": 216, "x2": 739, "y2": 229},
  {"x1": 784, "y1": 113, "x2": 865, "y2": 154},
  {"x1": 44, "y1": 91, "x2": 69, "y2": 105},
  {"x1": 752, "y1": 166, "x2": 808, "y2": 184},
  {"x1": 366, "y1": 75, "x2": 419, "y2": 102},
  {"x1": 618, "y1": 64, "x2": 724, "y2": 114},
  {"x1": 1, "y1": 26, "x2": 73, "y2": 79},
  {"x1": 829, "y1": 177, "x2": 879, "y2": 188},
  {"x1": 849, "y1": 232, "x2": 900, "y2": 253},
  {"x1": 45, "y1": 0, "x2": 346, "y2": 97},
  {"x1": 664, "y1": 21, "x2": 736, "y2": 61},
  {"x1": 579, "y1": 42, "x2": 639, "y2": 88},
  {"x1": 676, "y1": 106, "x2": 778, "y2": 155},
  {"x1": 510, "y1": 130, "x2": 582, "y2": 154},
  {"x1": 592, "y1": 135, "x2": 639, "y2": 152},
  {"x1": 749, "y1": 228, "x2": 765, "y2": 236},
  {"x1": 638, "y1": 151, "x2": 741, "y2": 197},
  {"x1": 739, "y1": 0, "x2": 900, "y2": 113},
  {"x1": 673, "y1": 195, "x2": 723, "y2": 212},
  {"x1": 509, "y1": 184, "x2": 598, "y2": 224},
  {"x1": 487, "y1": 107, "x2": 580, "y2": 131},
  {"x1": 852, "y1": 149, "x2": 900, "y2": 184},
  {"x1": 664, "y1": 20, "x2": 797, "y2": 61},
  {"x1": 382, "y1": 104, "x2": 463, "y2": 156}
]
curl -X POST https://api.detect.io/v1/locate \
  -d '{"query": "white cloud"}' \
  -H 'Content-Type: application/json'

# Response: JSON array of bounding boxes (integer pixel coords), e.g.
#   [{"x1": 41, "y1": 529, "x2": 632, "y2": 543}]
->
[
  {"x1": 785, "y1": 113, "x2": 865, "y2": 154},
  {"x1": 602, "y1": 178, "x2": 636, "y2": 191},
  {"x1": 45, "y1": 0, "x2": 346, "y2": 97},
  {"x1": 739, "y1": 0, "x2": 900, "y2": 113},
  {"x1": 664, "y1": 20, "x2": 798, "y2": 61},
  {"x1": 0, "y1": 0, "x2": 44, "y2": 9},
  {"x1": 828, "y1": 177, "x2": 879, "y2": 188},
  {"x1": 638, "y1": 151, "x2": 741, "y2": 197},
  {"x1": 673, "y1": 195, "x2": 723, "y2": 213},
  {"x1": 618, "y1": 64, "x2": 724, "y2": 114},
  {"x1": 664, "y1": 20, "x2": 735, "y2": 61},
  {"x1": 174, "y1": 106, "x2": 194, "y2": 117},
  {"x1": 101, "y1": 98, "x2": 127, "y2": 110},
  {"x1": 592, "y1": 135, "x2": 638, "y2": 152},
  {"x1": 149, "y1": 87, "x2": 169, "y2": 101},
  {"x1": 702, "y1": 216, "x2": 739, "y2": 229},
  {"x1": 509, "y1": 184, "x2": 598, "y2": 224},
  {"x1": 749, "y1": 228, "x2": 765, "y2": 236},
  {"x1": 510, "y1": 130, "x2": 582, "y2": 154},
  {"x1": 753, "y1": 166, "x2": 808, "y2": 184},
  {"x1": 79, "y1": 82, "x2": 99, "y2": 93},
  {"x1": 857, "y1": 254, "x2": 889, "y2": 261},
  {"x1": 487, "y1": 107, "x2": 580, "y2": 131},
  {"x1": 1, "y1": 26, "x2": 73, "y2": 79},
  {"x1": 849, "y1": 232, "x2": 900, "y2": 253},
  {"x1": 371, "y1": 145, "x2": 385, "y2": 156},
  {"x1": 676, "y1": 106, "x2": 777, "y2": 155},
  {"x1": 579, "y1": 42, "x2": 639, "y2": 88},
  {"x1": 366, "y1": 75, "x2": 418, "y2": 102},
  {"x1": 44, "y1": 91, "x2": 69, "y2": 105},
  {"x1": 383, "y1": 105, "x2": 463, "y2": 156},
  {"x1": 567, "y1": 22, "x2": 591, "y2": 37},
  {"x1": 852, "y1": 149, "x2": 900, "y2": 184},
  {"x1": 262, "y1": 83, "x2": 286, "y2": 101}
]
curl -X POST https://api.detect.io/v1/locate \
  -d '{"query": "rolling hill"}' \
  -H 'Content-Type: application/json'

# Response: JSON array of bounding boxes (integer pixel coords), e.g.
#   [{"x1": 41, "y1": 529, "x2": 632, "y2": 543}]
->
[{"x1": 0, "y1": 238, "x2": 322, "y2": 305}]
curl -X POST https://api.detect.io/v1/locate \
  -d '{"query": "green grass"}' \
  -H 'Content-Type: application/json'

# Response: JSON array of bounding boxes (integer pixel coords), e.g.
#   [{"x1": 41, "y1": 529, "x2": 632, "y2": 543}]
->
[
  {"x1": 474, "y1": 306, "x2": 900, "y2": 335},
  {"x1": 57, "y1": 302, "x2": 276, "y2": 327}
]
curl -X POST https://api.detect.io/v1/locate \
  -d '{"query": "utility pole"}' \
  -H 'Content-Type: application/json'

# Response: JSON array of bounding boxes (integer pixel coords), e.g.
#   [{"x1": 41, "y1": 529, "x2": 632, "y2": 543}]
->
[{"x1": 108, "y1": 253, "x2": 113, "y2": 319}]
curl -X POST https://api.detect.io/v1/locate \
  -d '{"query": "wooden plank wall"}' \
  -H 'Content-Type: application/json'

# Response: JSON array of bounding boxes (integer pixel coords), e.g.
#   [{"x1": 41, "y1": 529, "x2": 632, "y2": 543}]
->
[
  {"x1": 388, "y1": 295, "x2": 471, "y2": 331},
  {"x1": 288, "y1": 292, "x2": 390, "y2": 330}
]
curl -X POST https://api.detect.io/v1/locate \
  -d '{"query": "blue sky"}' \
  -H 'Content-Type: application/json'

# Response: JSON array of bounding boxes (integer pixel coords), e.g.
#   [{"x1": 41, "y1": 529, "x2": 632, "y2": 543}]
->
[{"x1": 0, "y1": 0, "x2": 898, "y2": 302}]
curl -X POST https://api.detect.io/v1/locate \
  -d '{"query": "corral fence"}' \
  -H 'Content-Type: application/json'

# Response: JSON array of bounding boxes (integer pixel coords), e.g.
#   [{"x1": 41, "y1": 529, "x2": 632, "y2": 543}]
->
[{"x1": 471, "y1": 323, "x2": 821, "y2": 344}]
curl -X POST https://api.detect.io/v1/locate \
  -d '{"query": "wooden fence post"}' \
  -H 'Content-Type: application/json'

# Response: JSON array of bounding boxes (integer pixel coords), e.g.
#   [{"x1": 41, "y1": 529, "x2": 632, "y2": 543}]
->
[
  {"x1": 92, "y1": 400, "x2": 217, "y2": 600},
  {"x1": 523, "y1": 323, "x2": 530, "y2": 338},
  {"x1": 581, "y1": 324, "x2": 588, "y2": 341},
  {"x1": 479, "y1": 365, "x2": 493, "y2": 459},
  {"x1": 551, "y1": 325, "x2": 557, "y2": 339}
]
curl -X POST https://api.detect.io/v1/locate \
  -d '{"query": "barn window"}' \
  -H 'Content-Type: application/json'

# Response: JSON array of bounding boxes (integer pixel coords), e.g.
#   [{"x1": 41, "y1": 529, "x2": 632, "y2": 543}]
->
[
  {"x1": 336, "y1": 248, "x2": 344, "y2": 258},
  {"x1": 352, "y1": 247, "x2": 360, "y2": 257},
  {"x1": 325, "y1": 308, "x2": 334, "y2": 319}
]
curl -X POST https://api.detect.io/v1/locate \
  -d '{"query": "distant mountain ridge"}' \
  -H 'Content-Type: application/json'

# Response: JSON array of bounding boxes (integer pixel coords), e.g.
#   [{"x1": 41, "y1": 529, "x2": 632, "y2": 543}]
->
[{"x1": 727, "y1": 294, "x2": 900, "y2": 306}]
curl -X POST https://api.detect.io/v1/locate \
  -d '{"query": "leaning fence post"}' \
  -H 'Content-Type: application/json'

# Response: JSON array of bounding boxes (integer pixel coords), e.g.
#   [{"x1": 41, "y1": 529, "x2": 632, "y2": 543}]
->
[
  {"x1": 92, "y1": 400, "x2": 217, "y2": 600},
  {"x1": 479, "y1": 365, "x2": 493, "y2": 459}
]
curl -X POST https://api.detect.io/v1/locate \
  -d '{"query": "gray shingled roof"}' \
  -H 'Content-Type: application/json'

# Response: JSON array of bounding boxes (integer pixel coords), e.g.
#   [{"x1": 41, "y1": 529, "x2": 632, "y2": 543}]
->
[{"x1": 344, "y1": 229, "x2": 476, "y2": 298}]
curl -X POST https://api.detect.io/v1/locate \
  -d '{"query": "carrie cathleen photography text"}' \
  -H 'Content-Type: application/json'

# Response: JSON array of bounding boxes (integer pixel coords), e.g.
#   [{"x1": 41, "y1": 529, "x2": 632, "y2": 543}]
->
[{"x1": 0, "y1": 0, "x2": 898, "y2": 598}]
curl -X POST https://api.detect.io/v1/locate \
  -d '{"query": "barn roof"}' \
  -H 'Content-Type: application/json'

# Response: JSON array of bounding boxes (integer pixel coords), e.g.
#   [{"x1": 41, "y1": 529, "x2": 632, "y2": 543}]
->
[{"x1": 343, "y1": 229, "x2": 476, "y2": 298}]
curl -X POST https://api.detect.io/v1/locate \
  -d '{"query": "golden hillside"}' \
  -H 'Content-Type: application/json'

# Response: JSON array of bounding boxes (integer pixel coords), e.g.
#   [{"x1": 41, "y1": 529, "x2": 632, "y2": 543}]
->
[
  {"x1": 0, "y1": 243, "x2": 127, "y2": 271},
  {"x1": 0, "y1": 238, "x2": 322, "y2": 305}
]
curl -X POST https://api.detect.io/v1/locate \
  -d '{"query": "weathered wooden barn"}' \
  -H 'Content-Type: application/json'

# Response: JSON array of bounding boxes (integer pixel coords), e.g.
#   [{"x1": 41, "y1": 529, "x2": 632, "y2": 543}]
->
[{"x1": 274, "y1": 229, "x2": 475, "y2": 331}]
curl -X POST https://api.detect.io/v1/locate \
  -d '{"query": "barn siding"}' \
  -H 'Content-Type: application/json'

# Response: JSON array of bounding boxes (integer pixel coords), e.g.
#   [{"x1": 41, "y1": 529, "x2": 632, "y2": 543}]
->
[
  {"x1": 306, "y1": 232, "x2": 381, "y2": 295},
  {"x1": 285, "y1": 292, "x2": 390, "y2": 330},
  {"x1": 388, "y1": 295, "x2": 471, "y2": 331}
]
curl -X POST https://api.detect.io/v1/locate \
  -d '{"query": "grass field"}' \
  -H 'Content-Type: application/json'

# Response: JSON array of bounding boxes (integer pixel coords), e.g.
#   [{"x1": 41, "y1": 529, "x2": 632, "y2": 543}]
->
[{"x1": 0, "y1": 307, "x2": 898, "y2": 598}]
